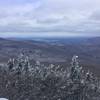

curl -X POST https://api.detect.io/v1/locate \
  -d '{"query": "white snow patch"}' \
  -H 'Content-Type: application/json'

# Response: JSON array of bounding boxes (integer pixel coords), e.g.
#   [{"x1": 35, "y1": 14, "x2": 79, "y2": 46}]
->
[{"x1": 0, "y1": 98, "x2": 8, "y2": 100}]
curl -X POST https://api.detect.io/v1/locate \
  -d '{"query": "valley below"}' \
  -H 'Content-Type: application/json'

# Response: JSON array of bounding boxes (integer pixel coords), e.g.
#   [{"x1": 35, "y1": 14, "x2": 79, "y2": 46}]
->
[{"x1": 0, "y1": 37, "x2": 100, "y2": 77}]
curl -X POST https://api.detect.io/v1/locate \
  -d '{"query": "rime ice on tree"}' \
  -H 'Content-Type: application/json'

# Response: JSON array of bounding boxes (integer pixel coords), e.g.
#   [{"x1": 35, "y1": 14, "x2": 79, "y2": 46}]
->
[
  {"x1": 0, "y1": 55, "x2": 100, "y2": 100},
  {"x1": 70, "y1": 55, "x2": 83, "y2": 82}
]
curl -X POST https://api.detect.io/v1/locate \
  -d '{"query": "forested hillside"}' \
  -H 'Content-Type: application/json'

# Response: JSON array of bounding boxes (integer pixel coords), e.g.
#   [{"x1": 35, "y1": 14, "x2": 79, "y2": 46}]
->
[
  {"x1": 0, "y1": 37, "x2": 100, "y2": 77},
  {"x1": 0, "y1": 54, "x2": 100, "y2": 100}
]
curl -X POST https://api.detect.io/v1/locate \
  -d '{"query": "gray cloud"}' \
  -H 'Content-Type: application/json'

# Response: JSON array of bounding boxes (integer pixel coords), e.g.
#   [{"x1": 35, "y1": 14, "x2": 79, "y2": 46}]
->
[{"x1": 0, "y1": 0, "x2": 100, "y2": 37}]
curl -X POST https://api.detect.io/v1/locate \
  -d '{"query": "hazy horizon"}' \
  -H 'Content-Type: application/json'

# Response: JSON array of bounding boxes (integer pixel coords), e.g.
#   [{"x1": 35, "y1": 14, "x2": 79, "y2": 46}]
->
[{"x1": 0, "y1": 32, "x2": 100, "y2": 38}]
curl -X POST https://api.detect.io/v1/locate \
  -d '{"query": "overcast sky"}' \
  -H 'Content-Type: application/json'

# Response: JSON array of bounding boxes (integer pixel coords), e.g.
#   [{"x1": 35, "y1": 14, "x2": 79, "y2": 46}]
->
[{"x1": 0, "y1": 0, "x2": 100, "y2": 37}]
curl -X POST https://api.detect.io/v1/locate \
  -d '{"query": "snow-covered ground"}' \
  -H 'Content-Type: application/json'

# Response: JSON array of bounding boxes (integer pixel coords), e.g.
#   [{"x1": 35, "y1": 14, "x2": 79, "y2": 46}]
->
[{"x1": 0, "y1": 98, "x2": 8, "y2": 100}]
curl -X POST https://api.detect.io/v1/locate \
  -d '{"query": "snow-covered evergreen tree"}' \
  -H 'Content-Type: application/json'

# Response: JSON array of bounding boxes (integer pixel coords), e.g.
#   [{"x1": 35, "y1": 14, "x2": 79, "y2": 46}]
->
[{"x1": 0, "y1": 54, "x2": 100, "y2": 100}]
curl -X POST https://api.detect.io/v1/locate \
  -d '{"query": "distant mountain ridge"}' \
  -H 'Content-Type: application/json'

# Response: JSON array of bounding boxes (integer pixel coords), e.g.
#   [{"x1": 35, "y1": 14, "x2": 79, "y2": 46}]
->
[{"x1": 12, "y1": 37, "x2": 100, "y2": 45}]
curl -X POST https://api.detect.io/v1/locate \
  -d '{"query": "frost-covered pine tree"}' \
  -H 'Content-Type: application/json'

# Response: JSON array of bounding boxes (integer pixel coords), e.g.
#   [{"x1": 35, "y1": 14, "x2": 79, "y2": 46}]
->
[
  {"x1": 67, "y1": 55, "x2": 100, "y2": 100},
  {"x1": 0, "y1": 54, "x2": 100, "y2": 100},
  {"x1": 70, "y1": 55, "x2": 83, "y2": 82},
  {"x1": 7, "y1": 58, "x2": 15, "y2": 71}
]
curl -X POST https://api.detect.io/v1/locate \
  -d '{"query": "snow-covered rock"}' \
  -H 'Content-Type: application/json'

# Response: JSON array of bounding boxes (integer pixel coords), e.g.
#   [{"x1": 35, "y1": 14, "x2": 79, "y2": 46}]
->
[{"x1": 0, "y1": 98, "x2": 8, "y2": 100}]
